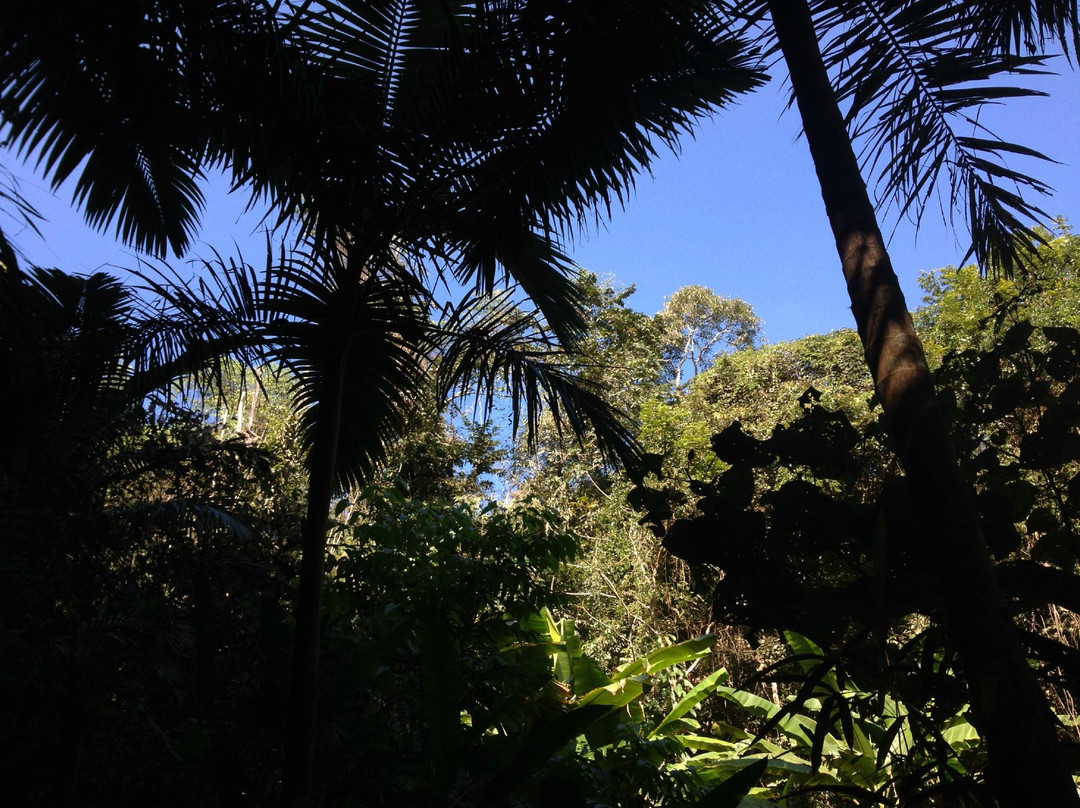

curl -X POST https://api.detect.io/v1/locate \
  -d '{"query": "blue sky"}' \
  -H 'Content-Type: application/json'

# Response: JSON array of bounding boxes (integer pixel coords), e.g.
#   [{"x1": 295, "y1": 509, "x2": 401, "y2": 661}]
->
[
  {"x1": 568, "y1": 70, "x2": 1080, "y2": 342},
  {"x1": 3, "y1": 69, "x2": 1078, "y2": 345}
]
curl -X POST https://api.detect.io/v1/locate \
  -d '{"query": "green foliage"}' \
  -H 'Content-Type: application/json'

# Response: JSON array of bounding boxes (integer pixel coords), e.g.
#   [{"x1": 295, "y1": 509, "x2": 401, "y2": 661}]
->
[
  {"x1": 632, "y1": 234, "x2": 1080, "y2": 802},
  {"x1": 637, "y1": 385, "x2": 1045, "y2": 802},
  {"x1": 1, "y1": 403, "x2": 301, "y2": 806},
  {"x1": 657, "y1": 285, "x2": 762, "y2": 388},
  {"x1": 510, "y1": 277, "x2": 770, "y2": 664},
  {"x1": 368, "y1": 393, "x2": 506, "y2": 505},
  {"x1": 662, "y1": 631, "x2": 990, "y2": 807},
  {"x1": 916, "y1": 220, "x2": 1080, "y2": 363},
  {"x1": 9, "y1": 0, "x2": 1080, "y2": 804},
  {"x1": 312, "y1": 491, "x2": 577, "y2": 805},
  {"x1": 529, "y1": 620, "x2": 769, "y2": 807},
  {"x1": 303, "y1": 492, "x2": 764, "y2": 807},
  {"x1": 7, "y1": 233, "x2": 1079, "y2": 805},
  {"x1": 687, "y1": 330, "x2": 873, "y2": 437}
]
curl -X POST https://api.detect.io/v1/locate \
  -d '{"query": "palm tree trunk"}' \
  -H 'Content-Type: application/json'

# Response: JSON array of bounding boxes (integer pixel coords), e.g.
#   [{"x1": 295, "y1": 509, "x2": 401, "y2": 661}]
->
[
  {"x1": 282, "y1": 347, "x2": 349, "y2": 808},
  {"x1": 765, "y1": 0, "x2": 1077, "y2": 804}
]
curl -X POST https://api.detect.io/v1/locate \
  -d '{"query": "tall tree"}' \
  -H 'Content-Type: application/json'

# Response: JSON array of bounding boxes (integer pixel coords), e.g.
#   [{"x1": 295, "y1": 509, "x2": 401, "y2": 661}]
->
[
  {"x1": 267, "y1": 7, "x2": 761, "y2": 803},
  {"x1": 2, "y1": 3, "x2": 764, "y2": 805},
  {"x1": 657, "y1": 284, "x2": 761, "y2": 386},
  {"x1": 730, "y1": 1, "x2": 1080, "y2": 803}
]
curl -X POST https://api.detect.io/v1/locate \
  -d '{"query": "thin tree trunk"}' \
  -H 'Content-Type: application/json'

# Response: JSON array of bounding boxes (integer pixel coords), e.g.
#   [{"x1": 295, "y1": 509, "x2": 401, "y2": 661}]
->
[
  {"x1": 765, "y1": 0, "x2": 1077, "y2": 804},
  {"x1": 235, "y1": 388, "x2": 246, "y2": 434},
  {"x1": 281, "y1": 346, "x2": 349, "y2": 808}
]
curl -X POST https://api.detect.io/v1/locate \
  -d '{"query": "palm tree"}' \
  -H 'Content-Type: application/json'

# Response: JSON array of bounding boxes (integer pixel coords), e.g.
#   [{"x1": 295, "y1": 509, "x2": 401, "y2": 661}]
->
[
  {"x1": 152, "y1": 242, "x2": 664, "y2": 807},
  {"x1": 248, "y1": 5, "x2": 762, "y2": 803},
  {"x1": 3, "y1": 2, "x2": 764, "y2": 804},
  {"x1": 725, "y1": 1, "x2": 1080, "y2": 803}
]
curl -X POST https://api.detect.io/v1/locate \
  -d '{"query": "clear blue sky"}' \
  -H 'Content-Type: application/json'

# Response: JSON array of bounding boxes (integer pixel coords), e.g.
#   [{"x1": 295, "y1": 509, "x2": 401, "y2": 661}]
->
[{"x1": 3, "y1": 70, "x2": 1078, "y2": 345}]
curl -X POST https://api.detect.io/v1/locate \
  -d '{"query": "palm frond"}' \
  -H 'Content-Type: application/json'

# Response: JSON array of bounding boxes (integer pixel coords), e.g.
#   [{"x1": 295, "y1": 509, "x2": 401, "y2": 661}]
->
[
  {"x1": 960, "y1": 0, "x2": 1080, "y2": 56},
  {"x1": 433, "y1": 289, "x2": 642, "y2": 473},
  {"x1": 0, "y1": 167, "x2": 43, "y2": 267},
  {"x1": 22, "y1": 268, "x2": 142, "y2": 424},
  {"x1": 0, "y1": 266, "x2": 156, "y2": 500},
  {"x1": 443, "y1": 228, "x2": 589, "y2": 345},
  {"x1": 261, "y1": 243, "x2": 432, "y2": 490},
  {"x1": 414, "y1": 1, "x2": 764, "y2": 279},
  {"x1": 452, "y1": 0, "x2": 765, "y2": 238},
  {"x1": 282, "y1": 1, "x2": 763, "y2": 341},
  {"x1": 813, "y1": 0, "x2": 1059, "y2": 274},
  {"x1": 106, "y1": 434, "x2": 275, "y2": 490},
  {"x1": 126, "y1": 498, "x2": 257, "y2": 542},
  {"x1": 0, "y1": 1, "x2": 313, "y2": 257},
  {"x1": 1, "y1": 3, "x2": 208, "y2": 255},
  {"x1": 129, "y1": 250, "x2": 272, "y2": 399}
]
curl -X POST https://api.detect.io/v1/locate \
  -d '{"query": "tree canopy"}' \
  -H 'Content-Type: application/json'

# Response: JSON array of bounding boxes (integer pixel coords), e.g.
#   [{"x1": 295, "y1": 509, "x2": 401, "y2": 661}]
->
[{"x1": 3, "y1": 2, "x2": 1080, "y2": 806}]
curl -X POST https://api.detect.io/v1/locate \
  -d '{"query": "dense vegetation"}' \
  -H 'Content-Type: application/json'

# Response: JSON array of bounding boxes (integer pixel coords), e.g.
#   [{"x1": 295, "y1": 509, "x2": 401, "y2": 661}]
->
[
  {"x1": 3, "y1": 224, "x2": 1078, "y2": 806},
  {"x1": 3, "y1": 2, "x2": 1079, "y2": 807}
]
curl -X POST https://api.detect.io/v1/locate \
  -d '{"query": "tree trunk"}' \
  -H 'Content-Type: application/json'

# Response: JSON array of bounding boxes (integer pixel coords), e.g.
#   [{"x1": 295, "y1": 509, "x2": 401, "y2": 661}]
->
[
  {"x1": 281, "y1": 345, "x2": 349, "y2": 808},
  {"x1": 765, "y1": 0, "x2": 1077, "y2": 804}
]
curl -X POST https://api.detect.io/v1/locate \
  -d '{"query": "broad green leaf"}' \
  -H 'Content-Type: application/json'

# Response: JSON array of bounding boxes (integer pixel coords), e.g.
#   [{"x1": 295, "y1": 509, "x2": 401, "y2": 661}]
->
[
  {"x1": 778, "y1": 714, "x2": 816, "y2": 747},
  {"x1": 651, "y1": 667, "x2": 729, "y2": 738},
  {"x1": 540, "y1": 606, "x2": 561, "y2": 642},
  {"x1": 679, "y1": 734, "x2": 744, "y2": 753},
  {"x1": 820, "y1": 733, "x2": 841, "y2": 757},
  {"x1": 764, "y1": 756, "x2": 815, "y2": 774},
  {"x1": 709, "y1": 721, "x2": 753, "y2": 741},
  {"x1": 715, "y1": 685, "x2": 777, "y2": 716},
  {"x1": 715, "y1": 686, "x2": 815, "y2": 745},
  {"x1": 614, "y1": 633, "x2": 717, "y2": 679},
  {"x1": 551, "y1": 644, "x2": 572, "y2": 683},
  {"x1": 578, "y1": 674, "x2": 650, "y2": 709},
  {"x1": 882, "y1": 715, "x2": 912, "y2": 762},
  {"x1": 692, "y1": 753, "x2": 817, "y2": 778},
  {"x1": 516, "y1": 611, "x2": 551, "y2": 637},
  {"x1": 570, "y1": 654, "x2": 612, "y2": 695},
  {"x1": 563, "y1": 620, "x2": 583, "y2": 659},
  {"x1": 782, "y1": 631, "x2": 840, "y2": 692},
  {"x1": 692, "y1": 758, "x2": 768, "y2": 808},
  {"x1": 942, "y1": 716, "x2": 981, "y2": 749},
  {"x1": 752, "y1": 737, "x2": 789, "y2": 756}
]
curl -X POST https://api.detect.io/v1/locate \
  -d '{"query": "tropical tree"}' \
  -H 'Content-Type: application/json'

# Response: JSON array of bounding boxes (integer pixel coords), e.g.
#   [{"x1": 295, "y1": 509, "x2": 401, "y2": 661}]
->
[
  {"x1": 915, "y1": 219, "x2": 1080, "y2": 359},
  {"x1": 644, "y1": 277, "x2": 1080, "y2": 802},
  {"x1": 3, "y1": 3, "x2": 766, "y2": 804},
  {"x1": 687, "y1": 327, "x2": 872, "y2": 434},
  {"x1": 657, "y1": 284, "x2": 761, "y2": 387},
  {"x1": 689, "y1": 2, "x2": 1080, "y2": 803}
]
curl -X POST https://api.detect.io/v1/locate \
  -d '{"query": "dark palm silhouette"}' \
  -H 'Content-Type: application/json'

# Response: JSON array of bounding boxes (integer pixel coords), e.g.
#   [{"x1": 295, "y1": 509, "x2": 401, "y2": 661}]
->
[
  {"x1": 2, "y1": 2, "x2": 763, "y2": 804},
  {"x1": 734, "y1": 1, "x2": 1080, "y2": 803}
]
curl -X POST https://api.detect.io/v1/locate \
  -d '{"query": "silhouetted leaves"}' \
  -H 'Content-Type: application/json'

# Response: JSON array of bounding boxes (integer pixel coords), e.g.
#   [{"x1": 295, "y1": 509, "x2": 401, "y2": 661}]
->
[{"x1": 710, "y1": 421, "x2": 774, "y2": 467}]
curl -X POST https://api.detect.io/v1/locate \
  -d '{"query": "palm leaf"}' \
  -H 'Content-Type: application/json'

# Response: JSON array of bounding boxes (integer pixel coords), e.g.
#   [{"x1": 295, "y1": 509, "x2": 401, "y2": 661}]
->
[
  {"x1": 810, "y1": 0, "x2": 1060, "y2": 275},
  {"x1": 283, "y1": 0, "x2": 764, "y2": 341},
  {"x1": 960, "y1": 0, "x2": 1080, "y2": 56},
  {"x1": 0, "y1": 1, "x2": 313, "y2": 256},
  {"x1": 273, "y1": 245, "x2": 432, "y2": 490},
  {"x1": 433, "y1": 289, "x2": 643, "y2": 473}
]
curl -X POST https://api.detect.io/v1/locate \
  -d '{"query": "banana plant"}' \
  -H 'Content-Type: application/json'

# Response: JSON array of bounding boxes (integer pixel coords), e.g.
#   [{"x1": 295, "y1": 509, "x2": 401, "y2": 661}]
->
[
  {"x1": 530, "y1": 611, "x2": 770, "y2": 806},
  {"x1": 670, "y1": 631, "x2": 988, "y2": 807}
]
